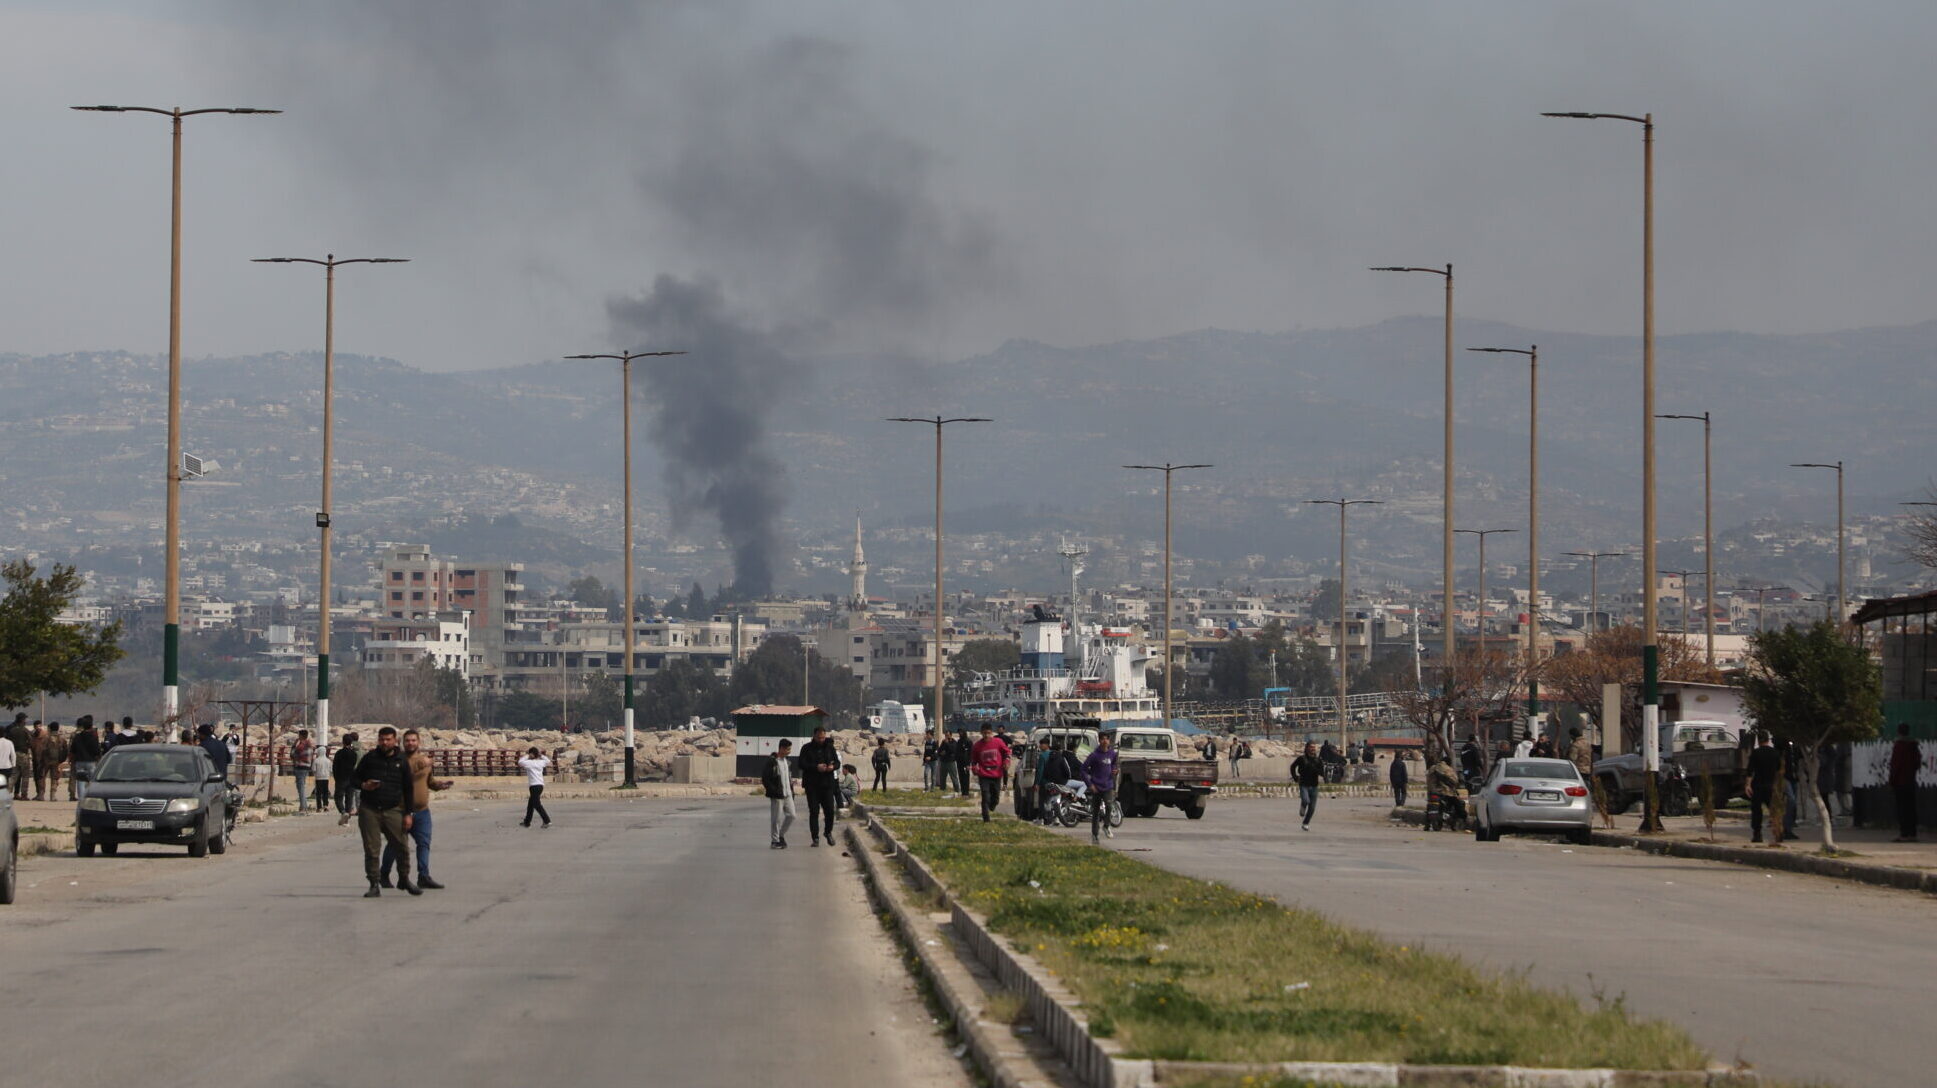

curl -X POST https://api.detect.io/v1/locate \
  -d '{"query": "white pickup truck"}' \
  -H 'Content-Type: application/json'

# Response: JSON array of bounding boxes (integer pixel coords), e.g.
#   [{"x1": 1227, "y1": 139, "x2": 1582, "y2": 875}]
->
[
  {"x1": 1592, "y1": 719, "x2": 1746, "y2": 816},
  {"x1": 1106, "y1": 724, "x2": 1218, "y2": 820}
]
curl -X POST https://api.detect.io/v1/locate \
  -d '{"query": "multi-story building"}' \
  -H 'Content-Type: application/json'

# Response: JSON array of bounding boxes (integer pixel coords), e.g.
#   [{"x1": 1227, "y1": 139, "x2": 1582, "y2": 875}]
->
[
  {"x1": 363, "y1": 611, "x2": 472, "y2": 676},
  {"x1": 376, "y1": 544, "x2": 525, "y2": 681},
  {"x1": 488, "y1": 614, "x2": 768, "y2": 694}
]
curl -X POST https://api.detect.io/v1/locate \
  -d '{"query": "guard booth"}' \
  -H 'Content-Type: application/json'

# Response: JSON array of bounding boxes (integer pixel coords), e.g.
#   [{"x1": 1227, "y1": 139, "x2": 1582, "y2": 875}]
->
[
  {"x1": 1852, "y1": 592, "x2": 1937, "y2": 829},
  {"x1": 732, "y1": 705, "x2": 827, "y2": 778}
]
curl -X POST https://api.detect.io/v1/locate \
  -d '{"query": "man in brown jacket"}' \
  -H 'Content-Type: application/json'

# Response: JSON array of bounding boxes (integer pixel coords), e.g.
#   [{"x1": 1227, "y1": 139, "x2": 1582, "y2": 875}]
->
[
  {"x1": 380, "y1": 729, "x2": 453, "y2": 889},
  {"x1": 1566, "y1": 727, "x2": 1594, "y2": 778},
  {"x1": 33, "y1": 722, "x2": 67, "y2": 802}
]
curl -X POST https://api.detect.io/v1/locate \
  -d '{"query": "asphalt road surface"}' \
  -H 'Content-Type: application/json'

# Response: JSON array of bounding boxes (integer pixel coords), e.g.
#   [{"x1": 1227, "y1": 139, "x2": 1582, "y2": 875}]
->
[
  {"x1": 0, "y1": 799, "x2": 967, "y2": 1088},
  {"x1": 1084, "y1": 795, "x2": 1934, "y2": 1087}
]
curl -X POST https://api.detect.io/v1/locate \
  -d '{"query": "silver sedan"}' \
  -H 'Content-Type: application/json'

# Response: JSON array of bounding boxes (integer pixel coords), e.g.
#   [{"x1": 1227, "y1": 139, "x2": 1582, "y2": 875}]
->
[{"x1": 1472, "y1": 757, "x2": 1592, "y2": 844}]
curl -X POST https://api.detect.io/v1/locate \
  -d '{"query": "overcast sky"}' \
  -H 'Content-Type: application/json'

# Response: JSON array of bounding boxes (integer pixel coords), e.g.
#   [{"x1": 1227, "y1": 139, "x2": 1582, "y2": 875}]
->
[{"x1": 5, "y1": 1, "x2": 1937, "y2": 373}]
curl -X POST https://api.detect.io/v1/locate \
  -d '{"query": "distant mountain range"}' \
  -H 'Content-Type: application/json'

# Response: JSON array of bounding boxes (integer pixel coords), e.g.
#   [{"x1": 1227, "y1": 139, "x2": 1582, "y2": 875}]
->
[{"x1": 3, "y1": 316, "x2": 1931, "y2": 590}]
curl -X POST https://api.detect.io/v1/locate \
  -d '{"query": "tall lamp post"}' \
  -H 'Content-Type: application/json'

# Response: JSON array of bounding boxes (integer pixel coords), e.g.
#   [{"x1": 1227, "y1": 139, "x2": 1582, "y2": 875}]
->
[
  {"x1": 253, "y1": 255, "x2": 409, "y2": 751},
  {"x1": 1564, "y1": 550, "x2": 1624, "y2": 635},
  {"x1": 891, "y1": 417, "x2": 993, "y2": 743},
  {"x1": 569, "y1": 350, "x2": 688, "y2": 787},
  {"x1": 73, "y1": 103, "x2": 281, "y2": 726},
  {"x1": 1469, "y1": 344, "x2": 1542, "y2": 733},
  {"x1": 1456, "y1": 528, "x2": 1518, "y2": 647},
  {"x1": 1543, "y1": 108, "x2": 1661, "y2": 829},
  {"x1": 1309, "y1": 498, "x2": 1382, "y2": 750},
  {"x1": 1791, "y1": 461, "x2": 1846, "y2": 623},
  {"x1": 1370, "y1": 264, "x2": 1455, "y2": 681},
  {"x1": 1128, "y1": 463, "x2": 1214, "y2": 729},
  {"x1": 1658, "y1": 412, "x2": 1714, "y2": 666}
]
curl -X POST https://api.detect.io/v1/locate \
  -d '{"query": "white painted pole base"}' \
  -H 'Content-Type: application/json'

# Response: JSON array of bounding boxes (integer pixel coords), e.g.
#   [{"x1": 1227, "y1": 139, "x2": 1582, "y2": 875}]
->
[
  {"x1": 623, "y1": 707, "x2": 635, "y2": 751},
  {"x1": 163, "y1": 684, "x2": 179, "y2": 727},
  {"x1": 1641, "y1": 703, "x2": 1660, "y2": 773},
  {"x1": 316, "y1": 698, "x2": 331, "y2": 753}
]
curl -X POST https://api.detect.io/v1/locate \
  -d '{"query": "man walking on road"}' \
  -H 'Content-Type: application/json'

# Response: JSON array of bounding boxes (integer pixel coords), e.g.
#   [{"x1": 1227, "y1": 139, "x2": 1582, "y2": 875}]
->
[
  {"x1": 954, "y1": 730, "x2": 974, "y2": 798},
  {"x1": 1889, "y1": 722, "x2": 1921, "y2": 843},
  {"x1": 1080, "y1": 733, "x2": 1119, "y2": 843},
  {"x1": 518, "y1": 747, "x2": 552, "y2": 828},
  {"x1": 764, "y1": 739, "x2": 797, "y2": 848},
  {"x1": 333, "y1": 733, "x2": 362, "y2": 825},
  {"x1": 870, "y1": 738, "x2": 892, "y2": 792},
  {"x1": 797, "y1": 726, "x2": 840, "y2": 846},
  {"x1": 382, "y1": 730, "x2": 452, "y2": 889},
  {"x1": 921, "y1": 735, "x2": 939, "y2": 791},
  {"x1": 970, "y1": 724, "x2": 1012, "y2": 822},
  {"x1": 1291, "y1": 742, "x2": 1323, "y2": 830},
  {"x1": 1389, "y1": 749, "x2": 1409, "y2": 808},
  {"x1": 34, "y1": 722, "x2": 66, "y2": 802},
  {"x1": 291, "y1": 730, "x2": 314, "y2": 813},
  {"x1": 68, "y1": 717, "x2": 100, "y2": 801},
  {"x1": 311, "y1": 744, "x2": 332, "y2": 814},
  {"x1": 354, "y1": 726, "x2": 418, "y2": 898},
  {"x1": 1747, "y1": 731, "x2": 1782, "y2": 845}
]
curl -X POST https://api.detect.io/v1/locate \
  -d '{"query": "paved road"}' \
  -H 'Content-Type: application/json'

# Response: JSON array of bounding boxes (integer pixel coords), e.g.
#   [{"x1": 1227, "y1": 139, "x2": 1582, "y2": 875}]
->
[
  {"x1": 1091, "y1": 796, "x2": 1935, "y2": 1088},
  {"x1": 0, "y1": 799, "x2": 967, "y2": 1088}
]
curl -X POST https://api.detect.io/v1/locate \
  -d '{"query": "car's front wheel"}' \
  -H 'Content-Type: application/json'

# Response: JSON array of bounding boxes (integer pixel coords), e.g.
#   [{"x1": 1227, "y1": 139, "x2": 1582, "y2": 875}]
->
[
  {"x1": 1568, "y1": 826, "x2": 1593, "y2": 845},
  {"x1": 188, "y1": 817, "x2": 210, "y2": 858},
  {"x1": 76, "y1": 839, "x2": 96, "y2": 858}
]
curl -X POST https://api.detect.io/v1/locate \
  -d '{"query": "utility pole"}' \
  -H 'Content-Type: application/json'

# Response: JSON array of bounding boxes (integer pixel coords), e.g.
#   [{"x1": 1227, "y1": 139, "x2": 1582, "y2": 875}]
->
[
  {"x1": 891, "y1": 416, "x2": 993, "y2": 743},
  {"x1": 1469, "y1": 344, "x2": 1542, "y2": 735},
  {"x1": 1310, "y1": 498, "x2": 1382, "y2": 751},
  {"x1": 1792, "y1": 462, "x2": 1846, "y2": 624},
  {"x1": 568, "y1": 350, "x2": 689, "y2": 786},
  {"x1": 1129, "y1": 463, "x2": 1215, "y2": 729},
  {"x1": 1565, "y1": 551, "x2": 1624, "y2": 637}
]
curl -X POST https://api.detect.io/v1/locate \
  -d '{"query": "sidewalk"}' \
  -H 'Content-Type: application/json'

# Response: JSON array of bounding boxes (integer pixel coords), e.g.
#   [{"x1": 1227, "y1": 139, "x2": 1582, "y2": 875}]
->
[{"x1": 1390, "y1": 799, "x2": 1937, "y2": 894}]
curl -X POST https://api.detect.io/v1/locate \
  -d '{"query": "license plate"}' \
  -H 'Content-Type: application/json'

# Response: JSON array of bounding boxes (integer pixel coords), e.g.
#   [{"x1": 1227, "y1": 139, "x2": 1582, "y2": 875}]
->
[
  {"x1": 1527, "y1": 790, "x2": 1560, "y2": 801},
  {"x1": 116, "y1": 819, "x2": 155, "y2": 830}
]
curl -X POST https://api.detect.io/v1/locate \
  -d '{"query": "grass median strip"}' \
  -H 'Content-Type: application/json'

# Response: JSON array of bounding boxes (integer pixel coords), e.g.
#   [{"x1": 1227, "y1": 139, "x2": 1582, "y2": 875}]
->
[
  {"x1": 883, "y1": 814, "x2": 1710, "y2": 1070},
  {"x1": 861, "y1": 788, "x2": 975, "y2": 809}
]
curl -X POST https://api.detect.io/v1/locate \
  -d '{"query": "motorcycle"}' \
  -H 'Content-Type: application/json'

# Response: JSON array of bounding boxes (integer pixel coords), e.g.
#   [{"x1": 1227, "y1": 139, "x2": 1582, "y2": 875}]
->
[
  {"x1": 1423, "y1": 778, "x2": 1471, "y2": 832},
  {"x1": 1041, "y1": 780, "x2": 1124, "y2": 830}
]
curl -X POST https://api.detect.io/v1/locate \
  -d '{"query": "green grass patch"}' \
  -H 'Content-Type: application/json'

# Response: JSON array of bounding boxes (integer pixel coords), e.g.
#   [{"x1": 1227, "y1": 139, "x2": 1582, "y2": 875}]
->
[
  {"x1": 882, "y1": 815, "x2": 1709, "y2": 1069},
  {"x1": 861, "y1": 788, "x2": 974, "y2": 808}
]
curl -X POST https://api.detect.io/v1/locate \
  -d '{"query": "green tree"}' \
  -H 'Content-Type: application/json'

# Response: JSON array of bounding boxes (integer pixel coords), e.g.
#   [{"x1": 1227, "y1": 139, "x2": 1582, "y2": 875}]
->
[
  {"x1": 567, "y1": 575, "x2": 619, "y2": 615},
  {"x1": 639, "y1": 657, "x2": 728, "y2": 728},
  {"x1": 495, "y1": 689, "x2": 561, "y2": 732},
  {"x1": 686, "y1": 583, "x2": 708, "y2": 619},
  {"x1": 949, "y1": 638, "x2": 1020, "y2": 686},
  {"x1": 1310, "y1": 579, "x2": 1342, "y2": 622},
  {"x1": 431, "y1": 664, "x2": 475, "y2": 727},
  {"x1": 1739, "y1": 620, "x2": 1882, "y2": 852},
  {"x1": 0, "y1": 561, "x2": 124, "y2": 709},
  {"x1": 1209, "y1": 634, "x2": 1265, "y2": 699},
  {"x1": 725, "y1": 635, "x2": 867, "y2": 724},
  {"x1": 1278, "y1": 634, "x2": 1334, "y2": 697},
  {"x1": 577, "y1": 671, "x2": 623, "y2": 731},
  {"x1": 1351, "y1": 650, "x2": 1418, "y2": 694}
]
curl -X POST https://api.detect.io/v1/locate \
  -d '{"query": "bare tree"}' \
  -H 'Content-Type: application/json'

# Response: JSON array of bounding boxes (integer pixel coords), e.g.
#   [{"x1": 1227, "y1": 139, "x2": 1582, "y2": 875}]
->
[
  {"x1": 1906, "y1": 486, "x2": 1937, "y2": 570},
  {"x1": 1395, "y1": 646, "x2": 1530, "y2": 762},
  {"x1": 1544, "y1": 625, "x2": 1724, "y2": 753}
]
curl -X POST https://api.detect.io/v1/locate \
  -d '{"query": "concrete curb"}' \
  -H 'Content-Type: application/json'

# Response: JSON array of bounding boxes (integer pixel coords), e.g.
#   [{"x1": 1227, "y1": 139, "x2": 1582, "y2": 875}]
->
[
  {"x1": 864, "y1": 807, "x2": 1753, "y2": 1088},
  {"x1": 1389, "y1": 806, "x2": 1937, "y2": 896},
  {"x1": 842, "y1": 819, "x2": 1068, "y2": 1088}
]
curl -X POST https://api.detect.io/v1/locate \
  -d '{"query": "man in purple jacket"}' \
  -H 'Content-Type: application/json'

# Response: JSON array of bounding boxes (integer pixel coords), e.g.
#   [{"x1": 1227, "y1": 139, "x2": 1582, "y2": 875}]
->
[{"x1": 1079, "y1": 733, "x2": 1120, "y2": 843}]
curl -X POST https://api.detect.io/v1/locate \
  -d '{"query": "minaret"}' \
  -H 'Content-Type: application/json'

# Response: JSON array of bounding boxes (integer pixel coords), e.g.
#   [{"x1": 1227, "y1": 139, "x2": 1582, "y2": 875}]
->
[{"x1": 849, "y1": 511, "x2": 868, "y2": 611}]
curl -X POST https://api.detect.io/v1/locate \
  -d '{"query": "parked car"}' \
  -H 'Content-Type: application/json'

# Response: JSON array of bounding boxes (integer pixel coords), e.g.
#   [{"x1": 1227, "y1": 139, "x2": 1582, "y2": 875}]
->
[
  {"x1": 1593, "y1": 718, "x2": 1746, "y2": 817},
  {"x1": 1, "y1": 769, "x2": 17, "y2": 904},
  {"x1": 1013, "y1": 725, "x2": 1099, "y2": 819},
  {"x1": 75, "y1": 745, "x2": 231, "y2": 858},
  {"x1": 1472, "y1": 757, "x2": 1593, "y2": 844}
]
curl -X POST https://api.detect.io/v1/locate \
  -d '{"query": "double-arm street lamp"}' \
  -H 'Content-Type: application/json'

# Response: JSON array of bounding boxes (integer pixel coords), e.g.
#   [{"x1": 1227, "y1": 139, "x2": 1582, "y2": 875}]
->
[
  {"x1": 1309, "y1": 499, "x2": 1382, "y2": 750},
  {"x1": 1469, "y1": 344, "x2": 1542, "y2": 731},
  {"x1": 1456, "y1": 528, "x2": 1518, "y2": 647},
  {"x1": 1658, "y1": 412, "x2": 1715, "y2": 666},
  {"x1": 73, "y1": 103, "x2": 281, "y2": 726},
  {"x1": 1542, "y1": 108, "x2": 1662, "y2": 830},
  {"x1": 570, "y1": 350, "x2": 689, "y2": 787},
  {"x1": 254, "y1": 255, "x2": 409, "y2": 751},
  {"x1": 1370, "y1": 264, "x2": 1455, "y2": 680},
  {"x1": 1564, "y1": 550, "x2": 1626, "y2": 634},
  {"x1": 1791, "y1": 461, "x2": 1846, "y2": 623},
  {"x1": 891, "y1": 416, "x2": 993, "y2": 742},
  {"x1": 1128, "y1": 464, "x2": 1214, "y2": 730}
]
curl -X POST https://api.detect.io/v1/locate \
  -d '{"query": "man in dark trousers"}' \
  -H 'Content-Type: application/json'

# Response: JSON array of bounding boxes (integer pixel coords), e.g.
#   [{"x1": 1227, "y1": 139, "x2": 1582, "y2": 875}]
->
[
  {"x1": 1747, "y1": 731, "x2": 1782, "y2": 844},
  {"x1": 797, "y1": 725, "x2": 841, "y2": 847},
  {"x1": 954, "y1": 729, "x2": 974, "y2": 797},
  {"x1": 1889, "y1": 722, "x2": 1922, "y2": 843},
  {"x1": 969, "y1": 723, "x2": 1012, "y2": 822},
  {"x1": 332, "y1": 732, "x2": 362, "y2": 825},
  {"x1": 354, "y1": 726, "x2": 418, "y2": 898},
  {"x1": 1291, "y1": 742, "x2": 1323, "y2": 830},
  {"x1": 764, "y1": 739, "x2": 797, "y2": 848},
  {"x1": 196, "y1": 723, "x2": 232, "y2": 781},
  {"x1": 870, "y1": 738, "x2": 892, "y2": 792},
  {"x1": 1389, "y1": 749, "x2": 1410, "y2": 808},
  {"x1": 921, "y1": 735, "x2": 939, "y2": 791},
  {"x1": 68, "y1": 717, "x2": 101, "y2": 800}
]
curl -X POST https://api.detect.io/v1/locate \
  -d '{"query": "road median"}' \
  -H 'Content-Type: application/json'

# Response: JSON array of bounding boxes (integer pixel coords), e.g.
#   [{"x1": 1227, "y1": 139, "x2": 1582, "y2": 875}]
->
[{"x1": 862, "y1": 807, "x2": 1756, "y2": 1087}]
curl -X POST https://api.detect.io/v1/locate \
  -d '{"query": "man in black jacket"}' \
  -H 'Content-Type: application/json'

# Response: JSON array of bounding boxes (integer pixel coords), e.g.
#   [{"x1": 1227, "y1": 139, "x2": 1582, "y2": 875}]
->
[
  {"x1": 870, "y1": 739, "x2": 892, "y2": 792},
  {"x1": 953, "y1": 730, "x2": 974, "y2": 797},
  {"x1": 764, "y1": 739, "x2": 797, "y2": 848},
  {"x1": 921, "y1": 736, "x2": 939, "y2": 790},
  {"x1": 797, "y1": 726, "x2": 841, "y2": 847},
  {"x1": 332, "y1": 732, "x2": 362, "y2": 825},
  {"x1": 69, "y1": 717, "x2": 101, "y2": 800},
  {"x1": 1747, "y1": 731, "x2": 1782, "y2": 844},
  {"x1": 1290, "y1": 743, "x2": 1324, "y2": 830},
  {"x1": 354, "y1": 727, "x2": 418, "y2": 897}
]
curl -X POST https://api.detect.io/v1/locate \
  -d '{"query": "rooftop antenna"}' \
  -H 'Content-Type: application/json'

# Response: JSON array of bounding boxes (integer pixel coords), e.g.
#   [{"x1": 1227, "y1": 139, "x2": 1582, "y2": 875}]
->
[{"x1": 1057, "y1": 536, "x2": 1089, "y2": 671}]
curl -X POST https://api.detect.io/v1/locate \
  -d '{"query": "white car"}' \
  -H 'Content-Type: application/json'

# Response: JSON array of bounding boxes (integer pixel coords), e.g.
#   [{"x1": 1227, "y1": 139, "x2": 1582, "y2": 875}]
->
[{"x1": 1472, "y1": 757, "x2": 1593, "y2": 844}]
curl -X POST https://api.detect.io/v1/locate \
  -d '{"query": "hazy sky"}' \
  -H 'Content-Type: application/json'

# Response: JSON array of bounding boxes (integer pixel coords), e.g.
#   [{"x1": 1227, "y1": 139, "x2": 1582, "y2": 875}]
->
[{"x1": 6, "y1": 1, "x2": 1937, "y2": 372}]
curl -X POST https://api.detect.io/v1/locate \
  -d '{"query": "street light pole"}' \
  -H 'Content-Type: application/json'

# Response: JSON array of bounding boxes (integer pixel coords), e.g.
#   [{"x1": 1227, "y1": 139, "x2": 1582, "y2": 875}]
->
[
  {"x1": 1129, "y1": 464, "x2": 1214, "y2": 729},
  {"x1": 1543, "y1": 108, "x2": 1660, "y2": 829},
  {"x1": 1659, "y1": 413, "x2": 1714, "y2": 665},
  {"x1": 1309, "y1": 499, "x2": 1382, "y2": 751},
  {"x1": 892, "y1": 417, "x2": 993, "y2": 742},
  {"x1": 1564, "y1": 551, "x2": 1623, "y2": 635},
  {"x1": 1469, "y1": 344, "x2": 1541, "y2": 732},
  {"x1": 253, "y1": 255, "x2": 408, "y2": 752},
  {"x1": 1371, "y1": 264, "x2": 1454, "y2": 682},
  {"x1": 74, "y1": 103, "x2": 281, "y2": 727},
  {"x1": 569, "y1": 350, "x2": 689, "y2": 786},
  {"x1": 1791, "y1": 462, "x2": 1846, "y2": 623},
  {"x1": 1457, "y1": 529, "x2": 1517, "y2": 648}
]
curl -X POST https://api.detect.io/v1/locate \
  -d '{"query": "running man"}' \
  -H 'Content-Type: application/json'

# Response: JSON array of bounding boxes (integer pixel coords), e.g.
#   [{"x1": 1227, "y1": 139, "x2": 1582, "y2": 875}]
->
[{"x1": 518, "y1": 746, "x2": 552, "y2": 828}]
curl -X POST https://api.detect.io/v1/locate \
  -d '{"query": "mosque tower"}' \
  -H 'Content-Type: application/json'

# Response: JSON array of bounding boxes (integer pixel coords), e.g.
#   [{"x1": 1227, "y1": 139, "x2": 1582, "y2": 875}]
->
[{"x1": 848, "y1": 512, "x2": 868, "y2": 611}]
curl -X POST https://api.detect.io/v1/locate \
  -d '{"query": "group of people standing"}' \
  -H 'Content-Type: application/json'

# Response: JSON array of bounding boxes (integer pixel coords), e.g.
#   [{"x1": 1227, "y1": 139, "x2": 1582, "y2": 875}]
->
[
  {"x1": 0, "y1": 713, "x2": 155, "y2": 799},
  {"x1": 1027, "y1": 731, "x2": 1121, "y2": 842}
]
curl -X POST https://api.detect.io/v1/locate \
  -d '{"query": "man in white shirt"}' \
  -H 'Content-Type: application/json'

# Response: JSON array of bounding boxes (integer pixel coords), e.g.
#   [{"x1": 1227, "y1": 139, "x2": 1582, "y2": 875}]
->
[
  {"x1": 763, "y1": 739, "x2": 797, "y2": 849},
  {"x1": 517, "y1": 747, "x2": 552, "y2": 828},
  {"x1": 0, "y1": 730, "x2": 16, "y2": 793}
]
